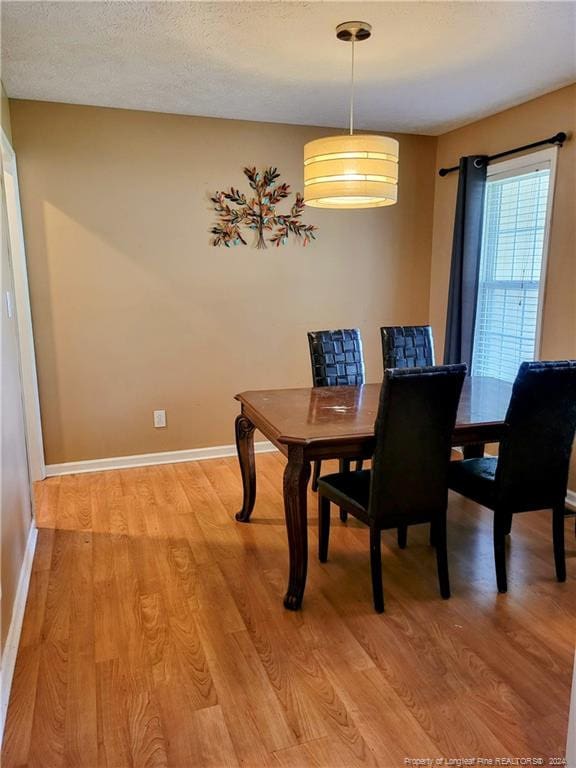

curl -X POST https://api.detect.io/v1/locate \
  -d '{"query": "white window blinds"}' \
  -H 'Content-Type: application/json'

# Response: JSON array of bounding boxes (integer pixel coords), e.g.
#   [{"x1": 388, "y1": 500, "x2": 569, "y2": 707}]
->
[{"x1": 471, "y1": 164, "x2": 551, "y2": 383}]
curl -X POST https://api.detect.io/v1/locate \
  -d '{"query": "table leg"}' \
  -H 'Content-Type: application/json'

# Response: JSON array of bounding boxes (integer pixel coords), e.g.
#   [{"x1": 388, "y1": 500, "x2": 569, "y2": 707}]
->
[
  {"x1": 235, "y1": 414, "x2": 256, "y2": 522},
  {"x1": 463, "y1": 443, "x2": 485, "y2": 459},
  {"x1": 283, "y1": 445, "x2": 311, "y2": 611}
]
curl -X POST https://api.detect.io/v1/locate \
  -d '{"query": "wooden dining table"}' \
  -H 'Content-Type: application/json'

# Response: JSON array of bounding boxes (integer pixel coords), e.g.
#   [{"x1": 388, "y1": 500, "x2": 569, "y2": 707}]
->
[{"x1": 234, "y1": 376, "x2": 513, "y2": 610}]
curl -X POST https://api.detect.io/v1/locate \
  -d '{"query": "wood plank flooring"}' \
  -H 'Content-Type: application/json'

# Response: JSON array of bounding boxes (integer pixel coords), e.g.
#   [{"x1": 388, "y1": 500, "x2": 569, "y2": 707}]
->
[{"x1": 2, "y1": 453, "x2": 575, "y2": 766}]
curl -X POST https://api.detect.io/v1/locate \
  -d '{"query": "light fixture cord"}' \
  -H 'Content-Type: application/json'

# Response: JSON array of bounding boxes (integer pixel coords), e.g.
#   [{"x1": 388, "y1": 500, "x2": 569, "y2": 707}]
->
[{"x1": 349, "y1": 37, "x2": 355, "y2": 135}]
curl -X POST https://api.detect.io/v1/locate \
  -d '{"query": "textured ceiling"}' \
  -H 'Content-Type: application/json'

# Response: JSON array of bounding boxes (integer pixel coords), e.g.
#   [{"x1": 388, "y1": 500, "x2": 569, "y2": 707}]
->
[{"x1": 2, "y1": 1, "x2": 576, "y2": 135}]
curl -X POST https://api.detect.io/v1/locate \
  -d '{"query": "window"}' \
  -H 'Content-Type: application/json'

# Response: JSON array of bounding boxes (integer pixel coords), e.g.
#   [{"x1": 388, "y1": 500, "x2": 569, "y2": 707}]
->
[{"x1": 471, "y1": 148, "x2": 557, "y2": 383}]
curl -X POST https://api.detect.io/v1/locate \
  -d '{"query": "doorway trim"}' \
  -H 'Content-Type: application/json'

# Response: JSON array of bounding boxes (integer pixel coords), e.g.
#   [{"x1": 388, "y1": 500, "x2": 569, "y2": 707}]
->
[{"x1": 1, "y1": 127, "x2": 45, "y2": 481}]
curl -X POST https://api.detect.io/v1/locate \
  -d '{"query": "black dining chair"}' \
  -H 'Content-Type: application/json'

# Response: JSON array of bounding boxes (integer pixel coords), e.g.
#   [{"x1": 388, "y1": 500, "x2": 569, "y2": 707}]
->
[
  {"x1": 307, "y1": 329, "x2": 365, "y2": 519},
  {"x1": 380, "y1": 325, "x2": 435, "y2": 369},
  {"x1": 380, "y1": 325, "x2": 436, "y2": 547},
  {"x1": 449, "y1": 360, "x2": 576, "y2": 594},
  {"x1": 317, "y1": 364, "x2": 466, "y2": 613}
]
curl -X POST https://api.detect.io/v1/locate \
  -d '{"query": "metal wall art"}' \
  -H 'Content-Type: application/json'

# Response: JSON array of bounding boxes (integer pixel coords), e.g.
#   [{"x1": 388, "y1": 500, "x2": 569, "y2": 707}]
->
[{"x1": 211, "y1": 167, "x2": 317, "y2": 249}]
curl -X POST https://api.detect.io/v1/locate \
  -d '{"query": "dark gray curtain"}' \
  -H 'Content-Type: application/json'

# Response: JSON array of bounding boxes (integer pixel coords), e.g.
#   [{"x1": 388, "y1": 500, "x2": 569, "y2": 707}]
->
[{"x1": 443, "y1": 156, "x2": 488, "y2": 368}]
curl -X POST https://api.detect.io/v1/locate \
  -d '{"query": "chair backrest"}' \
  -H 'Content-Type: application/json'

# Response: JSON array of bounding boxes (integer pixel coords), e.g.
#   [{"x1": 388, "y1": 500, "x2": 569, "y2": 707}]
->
[
  {"x1": 307, "y1": 329, "x2": 365, "y2": 387},
  {"x1": 368, "y1": 364, "x2": 466, "y2": 524},
  {"x1": 380, "y1": 325, "x2": 435, "y2": 369},
  {"x1": 495, "y1": 361, "x2": 576, "y2": 511}
]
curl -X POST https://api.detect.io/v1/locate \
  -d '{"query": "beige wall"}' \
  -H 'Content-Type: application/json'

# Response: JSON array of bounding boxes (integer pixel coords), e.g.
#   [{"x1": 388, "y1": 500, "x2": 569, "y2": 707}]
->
[
  {"x1": 430, "y1": 84, "x2": 576, "y2": 483},
  {"x1": 1, "y1": 86, "x2": 33, "y2": 653},
  {"x1": 12, "y1": 88, "x2": 575, "y2": 478},
  {"x1": 10, "y1": 101, "x2": 437, "y2": 464}
]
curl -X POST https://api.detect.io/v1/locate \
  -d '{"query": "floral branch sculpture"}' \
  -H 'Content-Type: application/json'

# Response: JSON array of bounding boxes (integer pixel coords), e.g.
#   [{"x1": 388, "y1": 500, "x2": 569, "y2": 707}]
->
[{"x1": 211, "y1": 167, "x2": 318, "y2": 249}]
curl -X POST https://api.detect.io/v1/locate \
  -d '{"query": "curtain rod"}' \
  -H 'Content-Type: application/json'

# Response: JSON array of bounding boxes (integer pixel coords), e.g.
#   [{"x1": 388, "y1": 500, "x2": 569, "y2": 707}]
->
[{"x1": 438, "y1": 131, "x2": 567, "y2": 177}]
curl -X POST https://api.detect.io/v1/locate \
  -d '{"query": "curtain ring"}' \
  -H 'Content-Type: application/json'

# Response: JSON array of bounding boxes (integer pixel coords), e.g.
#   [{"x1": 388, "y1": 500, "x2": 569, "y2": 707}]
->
[{"x1": 473, "y1": 158, "x2": 485, "y2": 169}]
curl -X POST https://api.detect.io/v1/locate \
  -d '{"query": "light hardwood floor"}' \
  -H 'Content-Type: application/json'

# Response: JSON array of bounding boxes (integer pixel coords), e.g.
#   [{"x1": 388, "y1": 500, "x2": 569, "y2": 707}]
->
[{"x1": 2, "y1": 453, "x2": 575, "y2": 767}]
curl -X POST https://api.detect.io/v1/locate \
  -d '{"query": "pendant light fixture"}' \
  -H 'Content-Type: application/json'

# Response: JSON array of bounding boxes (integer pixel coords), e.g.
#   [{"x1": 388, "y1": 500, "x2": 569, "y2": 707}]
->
[{"x1": 304, "y1": 21, "x2": 399, "y2": 209}]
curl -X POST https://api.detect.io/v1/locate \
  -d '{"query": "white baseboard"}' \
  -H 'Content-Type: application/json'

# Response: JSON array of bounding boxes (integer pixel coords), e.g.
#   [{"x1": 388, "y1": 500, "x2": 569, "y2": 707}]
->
[
  {"x1": 45, "y1": 440, "x2": 277, "y2": 477},
  {"x1": 0, "y1": 522, "x2": 38, "y2": 742},
  {"x1": 40, "y1": 446, "x2": 576, "y2": 509}
]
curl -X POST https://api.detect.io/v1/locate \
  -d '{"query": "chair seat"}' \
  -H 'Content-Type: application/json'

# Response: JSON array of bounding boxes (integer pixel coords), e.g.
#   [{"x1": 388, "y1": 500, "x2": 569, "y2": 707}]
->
[
  {"x1": 319, "y1": 465, "x2": 453, "y2": 528},
  {"x1": 449, "y1": 457, "x2": 497, "y2": 508},
  {"x1": 317, "y1": 470, "x2": 371, "y2": 521}
]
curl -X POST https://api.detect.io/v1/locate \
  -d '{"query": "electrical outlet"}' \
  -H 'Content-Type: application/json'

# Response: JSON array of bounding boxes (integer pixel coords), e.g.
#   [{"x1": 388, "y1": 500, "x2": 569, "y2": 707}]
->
[{"x1": 153, "y1": 409, "x2": 167, "y2": 428}]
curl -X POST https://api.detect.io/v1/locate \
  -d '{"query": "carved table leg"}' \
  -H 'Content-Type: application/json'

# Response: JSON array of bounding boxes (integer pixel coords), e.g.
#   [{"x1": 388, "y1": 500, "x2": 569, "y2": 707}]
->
[
  {"x1": 235, "y1": 414, "x2": 256, "y2": 522},
  {"x1": 283, "y1": 445, "x2": 311, "y2": 611}
]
